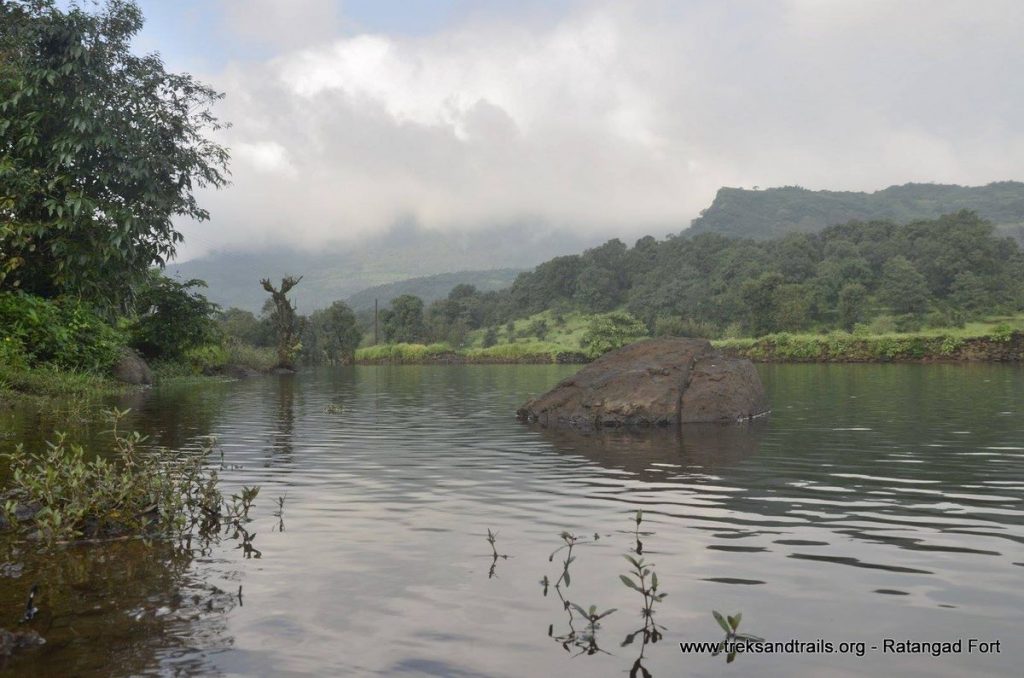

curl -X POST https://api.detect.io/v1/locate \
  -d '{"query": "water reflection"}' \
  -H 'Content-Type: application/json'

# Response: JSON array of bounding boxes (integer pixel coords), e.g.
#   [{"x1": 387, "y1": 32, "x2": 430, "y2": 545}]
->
[
  {"x1": 268, "y1": 374, "x2": 296, "y2": 465},
  {"x1": 0, "y1": 364, "x2": 1021, "y2": 677},
  {"x1": 531, "y1": 421, "x2": 766, "y2": 478},
  {"x1": 0, "y1": 538, "x2": 237, "y2": 676}
]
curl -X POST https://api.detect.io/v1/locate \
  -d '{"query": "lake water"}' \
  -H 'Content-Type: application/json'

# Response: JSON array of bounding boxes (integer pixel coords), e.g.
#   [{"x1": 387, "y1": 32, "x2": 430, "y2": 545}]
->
[{"x1": 1, "y1": 364, "x2": 1022, "y2": 677}]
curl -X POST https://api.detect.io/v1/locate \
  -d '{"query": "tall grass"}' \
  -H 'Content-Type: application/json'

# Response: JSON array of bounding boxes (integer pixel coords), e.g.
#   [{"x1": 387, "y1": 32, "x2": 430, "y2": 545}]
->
[
  {"x1": 355, "y1": 342, "x2": 454, "y2": 362},
  {"x1": 715, "y1": 325, "x2": 1022, "y2": 362},
  {"x1": 0, "y1": 363, "x2": 123, "y2": 399}
]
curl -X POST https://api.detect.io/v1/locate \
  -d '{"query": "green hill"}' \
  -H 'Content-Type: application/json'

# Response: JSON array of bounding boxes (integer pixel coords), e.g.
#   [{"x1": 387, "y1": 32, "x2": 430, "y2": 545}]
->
[
  {"x1": 687, "y1": 182, "x2": 1024, "y2": 242},
  {"x1": 345, "y1": 269, "x2": 521, "y2": 310}
]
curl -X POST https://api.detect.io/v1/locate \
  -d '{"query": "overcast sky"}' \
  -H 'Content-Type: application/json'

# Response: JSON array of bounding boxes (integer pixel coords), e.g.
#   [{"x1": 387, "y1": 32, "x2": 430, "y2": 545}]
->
[{"x1": 129, "y1": 0, "x2": 1024, "y2": 260}]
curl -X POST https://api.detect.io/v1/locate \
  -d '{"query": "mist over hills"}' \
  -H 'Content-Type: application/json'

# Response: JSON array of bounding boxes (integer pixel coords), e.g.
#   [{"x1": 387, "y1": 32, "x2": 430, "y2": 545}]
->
[
  {"x1": 345, "y1": 269, "x2": 521, "y2": 311},
  {"x1": 688, "y1": 181, "x2": 1024, "y2": 241},
  {"x1": 172, "y1": 181, "x2": 1024, "y2": 314},
  {"x1": 169, "y1": 224, "x2": 597, "y2": 312}
]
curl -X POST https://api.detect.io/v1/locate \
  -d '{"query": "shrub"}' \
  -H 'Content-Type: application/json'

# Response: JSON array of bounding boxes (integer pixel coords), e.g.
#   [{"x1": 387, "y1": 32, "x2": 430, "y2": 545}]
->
[
  {"x1": 893, "y1": 314, "x2": 924, "y2": 333},
  {"x1": 927, "y1": 307, "x2": 966, "y2": 329},
  {"x1": 225, "y1": 341, "x2": 277, "y2": 371},
  {"x1": 940, "y1": 336, "x2": 964, "y2": 355},
  {"x1": 482, "y1": 327, "x2": 499, "y2": 348},
  {"x1": 528, "y1": 319, "x2": 550, "y2": 340},
  {"x1": 0, "y1": 335, "x2": 29, "y2": 370},
  {"x1": 580, "y1": 312, "x2": 649, "y2": 358},
  {"x1": 867, "y1": 315, "x2": 898, "y2": 335},
  {"x1": 991, "y1": 323, "x2": 1014, "y2": 343},
  {"x1": 721, "y1": 322, "x2": 745, "y2": 339},
  {"x1": 0, "y1": 292, "x2": 124, "y2": 372},
  {"x1": 1, "y1": 410, "x2": 223, "y2": 541},
  {"x1": 130, "y1": 275, "x2": 220, "y2": 360},
  {"x1": 653, "y1": 316, "x2": 719, "y2": 339}
]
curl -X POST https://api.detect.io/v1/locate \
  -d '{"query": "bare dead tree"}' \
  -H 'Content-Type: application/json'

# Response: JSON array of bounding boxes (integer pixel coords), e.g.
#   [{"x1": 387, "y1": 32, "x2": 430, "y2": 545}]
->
[{"x1": 260, "y1": 276, "x2": 304, "y2": 369}]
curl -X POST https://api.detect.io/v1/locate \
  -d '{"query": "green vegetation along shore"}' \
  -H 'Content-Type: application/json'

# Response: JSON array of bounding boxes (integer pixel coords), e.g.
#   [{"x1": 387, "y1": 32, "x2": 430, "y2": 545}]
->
[{"x1": 355, "y1": 312, "x2": 1024, "y2": 365}]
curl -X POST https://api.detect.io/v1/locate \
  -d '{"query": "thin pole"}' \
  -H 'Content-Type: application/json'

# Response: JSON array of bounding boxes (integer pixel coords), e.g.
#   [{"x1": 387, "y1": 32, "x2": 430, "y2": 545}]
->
[{"x1": 374, "y1": 298, "x2": 378, "y2": 345}]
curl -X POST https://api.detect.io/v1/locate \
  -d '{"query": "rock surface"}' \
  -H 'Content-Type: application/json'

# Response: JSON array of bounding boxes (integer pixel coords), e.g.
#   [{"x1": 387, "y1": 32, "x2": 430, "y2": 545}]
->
[
  {"x1": 517, "y1": 338, "x2": 768, "y2": 429},
  {"x1": 112, "y1": 349, "x2": 153, "y2": 386}
]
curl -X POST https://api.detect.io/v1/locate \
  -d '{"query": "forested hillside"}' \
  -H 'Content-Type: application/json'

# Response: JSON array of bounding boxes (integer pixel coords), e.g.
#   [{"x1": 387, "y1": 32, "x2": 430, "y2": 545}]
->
[
  {"x1": 378, "y1": 211, "x2": 1024, "y2": 343},
  {"x1": 687, "y1": 182, "x2": 1024, "y2": 242}
]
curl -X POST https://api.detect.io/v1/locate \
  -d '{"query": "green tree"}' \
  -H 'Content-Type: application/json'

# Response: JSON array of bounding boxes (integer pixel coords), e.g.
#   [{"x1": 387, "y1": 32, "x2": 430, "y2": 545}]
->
[
  {"x1": 573, "y1": 239, "x2": 629, "y2": 311},
  {"x1": 878, "y1": 256, "x2": 929, "y2": 316},
  {"x1": 740, "y1": 272, "x2": 784, "y2": 336},
  {"x1": 218, "y1": 307, "x2": 271, "y2": 347},
  {"x1": 773, "y1": 283, "x2": 813, "y2": 332},
  {"x1": 948, "y1": 271, "x2": 990, "y2": 314},
  {"x1": 381, "y1": 294, "x2": 426, "y2": 343},
  {"x1": 0, "y1": 0, "x2": 229, "y2": 305},
  {"x1": 837, "y1": 282, "x2": 867, "y2": 331},
  {"x1": 482, "y1": 326, "x2": 498, "y2": 348},
  {"x1": 130, "y1": 273, "x2": 219, "y2": 360},
  {"x1": 303, "y1": 301, "x2": 362, "y2": 365}
]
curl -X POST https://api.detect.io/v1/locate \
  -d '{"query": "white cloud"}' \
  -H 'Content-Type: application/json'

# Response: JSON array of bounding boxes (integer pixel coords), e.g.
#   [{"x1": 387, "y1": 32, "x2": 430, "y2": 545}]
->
[
  {"x1": 220, "y1": 0, "x2": 342, "y2": 49},
  {"x1": 178, "y1": 0, "x2": 1024, "y2": 258},
  {"x1": 234, "y1": 140, "x2": 297, "y2": 177}
]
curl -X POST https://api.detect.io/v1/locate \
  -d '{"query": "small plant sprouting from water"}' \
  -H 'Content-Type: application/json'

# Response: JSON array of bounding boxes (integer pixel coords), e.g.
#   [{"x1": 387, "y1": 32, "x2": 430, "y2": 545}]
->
[
  {"x1": 541, "y1": 530, "x2": 615, "y2": 657},
  {"x1": 711, "y1": 611, "x2": 764, "y2": 664},
  {"x1": 629, "y1": 509, "x2": 655, "y2": 556},
  {"x1": 222, "y1": 486, "x2": 262, "y2": 558},
  {"x1": 633, "y1": 510, "x2": 643, "y2": 554},
  {"x1": 226, "y1": 486, "x2": 260, "y2": 521},
  {"x1": 486, "y1": 528, "x2": 509, "y2": 578},
  {"x1": 273, "y1": 495, "x2": 286, "y2": 532},
  {"x1": 549, "y1": 584, "x2": 617, "y2": 657},
  {"x1": 619, "y1": 512, "x2": 668, "y2": 678},
  {"x1": 555, "y1": 603, "x2": 616, "y2": 656},
  {"x1": 620, "y1": 555, "x2": 667, "y2": 622},
  {"x1": 549, "y1": 531, "x2": 597, "y2": 590}
]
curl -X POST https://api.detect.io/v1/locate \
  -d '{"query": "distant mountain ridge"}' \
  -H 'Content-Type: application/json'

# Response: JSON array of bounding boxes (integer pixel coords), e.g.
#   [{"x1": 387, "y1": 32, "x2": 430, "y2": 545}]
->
[
  {"x1": 345, "y1": 269, "x2": 522, "y2": 310},
  {"x1": 687, "y1": 181, "x2": 1024, "y2": 241}
]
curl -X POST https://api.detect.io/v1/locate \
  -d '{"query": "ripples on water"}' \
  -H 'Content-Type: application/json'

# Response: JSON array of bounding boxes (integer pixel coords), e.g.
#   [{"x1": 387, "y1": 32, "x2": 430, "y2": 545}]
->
[{"x1": 0, "y1": 364, "x2": 1022, "y2": 677}]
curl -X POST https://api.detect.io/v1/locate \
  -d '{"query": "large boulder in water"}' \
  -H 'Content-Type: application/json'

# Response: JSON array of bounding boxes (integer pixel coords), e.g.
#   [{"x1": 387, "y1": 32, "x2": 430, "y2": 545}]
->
[
  {"x1": 517, "y1": 338, "x2": 768, "y2": 429},
  {"x1": 112, "y1": 348, "x2": 153, "y2": 386}
]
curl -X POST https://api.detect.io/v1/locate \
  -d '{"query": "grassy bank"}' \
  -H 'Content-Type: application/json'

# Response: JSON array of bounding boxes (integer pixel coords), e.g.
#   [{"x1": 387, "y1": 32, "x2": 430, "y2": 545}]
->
[
  {"x1": 1, "y1": 342, "x2": 278, "y2": 403},
  {"x1": 355, "y1": 341, "x2": 586, "y2": 364},
  {"x1": 151, "y1": 342, "x2": 278, "y2": 381},
  {"x1": 715, "y1": 326, "x2": 1023, "y2": 362},
  {"x1": 0, "y1": 364, "x2": 126, "y2": 401},
  {"x1": 355, "y1": 314, "x2": 1024, "y2": 365}
]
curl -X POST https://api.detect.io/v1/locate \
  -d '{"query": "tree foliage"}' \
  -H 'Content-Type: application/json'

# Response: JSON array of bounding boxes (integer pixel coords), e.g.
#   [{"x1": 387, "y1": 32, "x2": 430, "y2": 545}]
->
[
  {"x1": 381, "y1": 294, "x2": 427, "y2": 344},
  {"x1": 580, "y1": 312, "x2": 648, "y2": 358},
  {"x1": 0, "y1": 0, "x2": 229, "y2": 305},
  {"x1": 486, "y1": 210, "x2": 1023, "y2": 337},
  {"x1": 129, "y1": 273, "x2": 219, "y2": 360},
  {"x1": 302, "y1": 300, "x2": 362, "y2": 365},
  {"x1": 0, "y1": 290, "x2": 123, "y2": 370}
]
